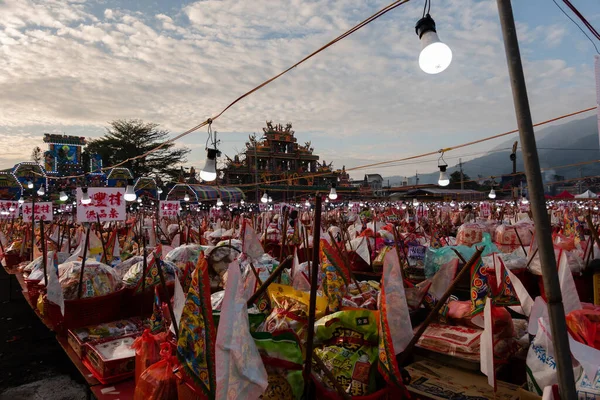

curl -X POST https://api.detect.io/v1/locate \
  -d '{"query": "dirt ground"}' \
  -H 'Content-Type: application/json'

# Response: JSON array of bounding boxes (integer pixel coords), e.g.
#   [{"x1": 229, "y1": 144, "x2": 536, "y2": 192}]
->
[{"x1": 0, "y1": 267, "x2": 87, "y2": 400}]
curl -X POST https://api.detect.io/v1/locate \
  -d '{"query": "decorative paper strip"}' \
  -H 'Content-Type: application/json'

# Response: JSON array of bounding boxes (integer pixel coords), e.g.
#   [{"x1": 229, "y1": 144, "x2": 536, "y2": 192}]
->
[
  {"x1": 378, "y1": 249, "x2": 411, "y2": 395},
  {"x1": 177, "y1": 253, "x2": 216, "y2": 398}
]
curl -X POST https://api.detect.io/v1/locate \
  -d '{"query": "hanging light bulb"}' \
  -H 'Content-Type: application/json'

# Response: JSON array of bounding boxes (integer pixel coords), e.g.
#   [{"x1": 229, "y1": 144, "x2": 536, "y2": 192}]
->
[
  {"x1": 8, "y1": 204, "x2": 15, "y2": 212},
  {"x1": 72, "y1": 200, "x2": 77, "y2": 205},
  {"x1": 305, "y1": 199, "x2": 310, "y2": 207},
  {"x1": 329, "y1": 183, "x2": 338, "y2": 200},
  {"x1": 59, "y1": 191, "x2": 68, "y2": 201},
  {"x1": 124, "y1": 184, "x2": 137, "y2": 202},
  {"x1": 27, "y1": 180, "x2": 33, "y2": 189},
  {"x1": 450, "y1": 200, "x2": 456, "y2": 207},
  {"x1": 157, "y1": 187, "x2": 163, "y2": 195},
  {"x1": 137, "y1": 197, "x2": 142, "y2": 203},
  {"x1": 18, "y1": 196, "x2": 24, "y2": 204},
  {"x1": 261, "y1": 193, "x2": 268, "y2": 203},
  {"x1": 37, "y1": 185, "x2": 45, "y2": 196},
  {"x1": 438, "y1": 165, "x2": 449, "y2": 186},
  {"x1": 488, "y1": 189, "x2": 496, "y2": 199},
  {"x1": 184, "y1": 193, "x2": 190, "y2": 202},
  {"x1": 325, "y1": 197, "x2": 329, "y2": 203},
  {"x1": 200, "y1": 148, "x2": 218, "y2": 182},
  {"x1": 216, "y1": 196, "x2": 223, "y2": 207},
  {"x1": 415, "y1": 13, "x2": 452, "y2": 74},
  {"x1": 594, "y1": 205, "x2": 598, "y2": 211},
  {"x1": 240, "y1": 199, "x2": 245, "y2": 205},
  {"x1": 401, "y1": 202, "x2": 407, "y2": 210},
  {"x1": 81, "y1": 187, "x2": 92, "y2": 205},
  {"x1": 521, "y1": 195, "x2": 529, "y2": 205},
  {"x1": 413, "y1": 198, "x2": 419, "y2": 206}
]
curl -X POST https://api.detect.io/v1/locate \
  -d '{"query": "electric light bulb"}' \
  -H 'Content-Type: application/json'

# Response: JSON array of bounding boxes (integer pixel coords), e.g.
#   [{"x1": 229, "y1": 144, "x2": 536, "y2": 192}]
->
[
  {"x1": 261, "y1": 193, "x2": 268, "y2": 203},
  {"x1": 488, "y1": 189, "x2": 496, "y2": 199},
  {"x1": 401, "y1": 203, "x2": 407, "y2": 210},
  {"x1": 438, "y1": 166, "x2": 449, "y2": 186},
  {"x1": 216, "y1": 197, "x2": 223, "y2": 207},
  {"x1": 200, "y1": 149, "x2": 218, "y2": 182},
  {"x1": 184, "y1": 193, "x2": 190, "y2": 202},
  {"x1": 329, "y1": 187, "x2": 338, "y2": 200},
  {"x1": 59, "y1": 191, "x2": 68, "y2": 201},
  {"x1": 81, "y1": 188, "x2": 92, "y2": 205},
  {"x1": 416, "y1": 15, "x2": 452, "y2": 74},
  {"x1": 37, "y1": 185, "x2": 45, "y2": 196},
  {"x1": 124, "y1": 185, "x2": 137, "y2": 202},
  {"x1": 18, "y1": 197, "x2": 24, "y2": 204}
]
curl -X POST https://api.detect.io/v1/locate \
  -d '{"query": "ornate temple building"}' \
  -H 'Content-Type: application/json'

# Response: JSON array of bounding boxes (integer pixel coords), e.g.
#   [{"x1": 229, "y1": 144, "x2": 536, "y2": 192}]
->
[{"x1": 221, "y1": 121, "x2": 355, "y2": 201}]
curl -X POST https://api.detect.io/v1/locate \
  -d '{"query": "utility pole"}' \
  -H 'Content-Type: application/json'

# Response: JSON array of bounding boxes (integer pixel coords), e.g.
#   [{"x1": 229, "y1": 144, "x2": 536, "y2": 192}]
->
[
  {"x1": 253, "y1": 137, "x2": 259, "y2": 203},
  {"x1": 496, "y1": 1, "x2": 576, "y2": 399},
  {"x1": 459, "y1": 158, "x2": 464, "y2": 190},
  {"x1": 415, "y1": 171, "x2": 419, "y2": 187}
]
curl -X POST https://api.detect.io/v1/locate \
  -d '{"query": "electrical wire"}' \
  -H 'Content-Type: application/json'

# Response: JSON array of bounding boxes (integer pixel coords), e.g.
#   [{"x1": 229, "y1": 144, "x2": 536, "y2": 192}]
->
[
  {"x1": 552, "y1": 0, "x2": 600, "y2": 54},
  {"x1": 228, "y1": 106, "x2": 596, "y2": 188},
  {"x1": 561, "y1": 0, "x2": 600, "y2": 40},
  {"x1": 40, "y1": 0, "x2": 412, "y2": 181}
]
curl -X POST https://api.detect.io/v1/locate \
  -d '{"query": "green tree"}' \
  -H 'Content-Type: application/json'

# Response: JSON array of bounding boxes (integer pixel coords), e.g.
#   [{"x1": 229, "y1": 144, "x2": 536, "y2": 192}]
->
[
  {"x1": 449, "y1": 170, "x2": 479, "y2": 189},
  {"x1": 86, "y1": 120, "x2": 190, "y2": 180}
]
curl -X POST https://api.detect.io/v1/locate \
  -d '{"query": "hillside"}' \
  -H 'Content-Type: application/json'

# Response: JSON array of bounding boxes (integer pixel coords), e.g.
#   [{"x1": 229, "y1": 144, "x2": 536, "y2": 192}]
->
[{"x1": 385, "y1": 116, "x2": 599, "y2": 186}]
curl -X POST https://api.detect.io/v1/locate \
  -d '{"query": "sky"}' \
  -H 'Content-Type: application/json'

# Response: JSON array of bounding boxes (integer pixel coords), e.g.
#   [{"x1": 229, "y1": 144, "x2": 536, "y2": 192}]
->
[{"x1": 0, "y1": 0, "x2": 599, "y2": 180}]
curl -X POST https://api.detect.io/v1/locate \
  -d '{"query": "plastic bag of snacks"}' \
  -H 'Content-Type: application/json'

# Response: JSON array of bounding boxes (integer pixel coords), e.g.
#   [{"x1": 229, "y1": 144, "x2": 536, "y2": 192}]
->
[
  {"x1": 131, "y1": 329, "x2": 169, "y2": 384},
  {"x1": 112, "y1": 256, "x2": 143, "y2": 280},
  {"x1": 566, "y1": 308, "x2": 600, "y2": 350},
  {"x1": 261, "y1": 284, "x2": 327, "y2": 341},
  {"x1": 313, "y1": 310, "x2": 379, "y2": 397},
  {"x1": 252, "y1": 332, "x2": 304, "y2": 400},
  {"x1": 58, "y1": 260, "x2": 120, "y2": 300},
  {"x1": 134, "y1": 342, "x2": 178, "y2": 400},
  {"x1": 122, "y1": 258, "x2": 176, "y2": 288}
]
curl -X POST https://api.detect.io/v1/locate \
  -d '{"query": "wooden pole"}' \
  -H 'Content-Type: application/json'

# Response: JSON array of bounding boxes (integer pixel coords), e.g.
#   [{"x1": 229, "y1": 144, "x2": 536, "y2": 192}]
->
[
  {"x1": 328, "y1": 231, "x2": 362, "y2": 295},
  {"x1": 40, "y1": 221, "x2": 48, "y2": 285},
  {"x1": 155, "y1": 255, "x2": 179, "y2": 339},
  {"x1": 96, "y1": 215, "x2": 109, "y2": 264},
  {"x1": 246, "y1": 255, "x2": 293, "y2": 307},
  {"x1": 303, "y1": 195, "x2": 322, "y2": 399},
  {"x1": 77, "y1": 226, "x2": 91, "y2": 299}
]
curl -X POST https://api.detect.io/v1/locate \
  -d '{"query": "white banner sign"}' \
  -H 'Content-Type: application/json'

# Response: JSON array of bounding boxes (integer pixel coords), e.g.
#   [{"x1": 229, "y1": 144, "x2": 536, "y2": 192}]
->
[
  {"x1": 159, "y1": 201, "x2": 180, "y2": 218},
  {"x1": 22, "y1": 202, "x2": 53, "y2": 222},
  {"x1": 0, "y1": 200, "x2": 19, "y2": 219},
  {"x1": 76, "y1": 187, "x2": 126, "y2": 222}
]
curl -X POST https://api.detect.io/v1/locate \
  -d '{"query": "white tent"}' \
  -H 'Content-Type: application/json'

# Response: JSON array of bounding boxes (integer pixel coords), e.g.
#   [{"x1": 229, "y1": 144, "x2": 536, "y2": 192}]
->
[{"x1": 575, "y1": 190, "x2": 598, "y2": 199}]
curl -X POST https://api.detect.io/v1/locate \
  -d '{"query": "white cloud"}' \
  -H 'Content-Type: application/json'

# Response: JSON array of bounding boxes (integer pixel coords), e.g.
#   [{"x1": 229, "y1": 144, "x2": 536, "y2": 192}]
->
[{"x1": 0, "y1": 0, "x2": 595, "y2": 178}]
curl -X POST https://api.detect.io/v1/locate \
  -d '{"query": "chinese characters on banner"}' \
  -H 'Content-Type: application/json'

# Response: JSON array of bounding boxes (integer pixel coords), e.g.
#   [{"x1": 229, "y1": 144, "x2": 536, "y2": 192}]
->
[
  {"x1": 159, "y1": 201, "x2": 180, "y2": 218},
  {"x1": 480, "y1": 202, "x2": 491, "y2": 218},
  {"x1": 76, "y1": 188, "x2": 126, "y2": 222},
  {"x1": 0, "y1": 200, "x2": 19, "y2": 219},
  {"x1": 22, "y1": 202, "x2": 53, "y2": 222}
]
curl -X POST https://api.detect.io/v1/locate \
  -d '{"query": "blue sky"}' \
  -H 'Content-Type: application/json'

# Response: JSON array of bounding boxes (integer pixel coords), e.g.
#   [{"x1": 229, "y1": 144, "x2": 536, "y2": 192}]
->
[{"x1": 0, "y1": 0, "x2": 598, "y2": 180}]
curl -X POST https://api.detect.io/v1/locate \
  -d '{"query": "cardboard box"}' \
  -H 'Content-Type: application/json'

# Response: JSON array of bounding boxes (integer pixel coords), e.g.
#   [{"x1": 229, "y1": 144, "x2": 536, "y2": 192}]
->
[
  {"x1": 406, "y1": 359, "x2": 520, "y2": 400},
  {"x1": 84, "y1": 335, "x2": 137, "y2": 384},
  {"x1": 67, "y1": 318, "x2": 142, "y2": 359}
]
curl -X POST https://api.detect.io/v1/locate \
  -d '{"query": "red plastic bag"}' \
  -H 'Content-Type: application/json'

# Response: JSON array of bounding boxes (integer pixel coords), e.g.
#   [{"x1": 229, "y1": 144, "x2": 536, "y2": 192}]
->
[
  {"x1": 134, "y1": 342, "x2": 178, "y2": 400},
  {"x1": 131, "y1": 329, "x2": 168, "y2": 384},
  {"x1": 566, "y1": 308, "x2": 600, "y2": 350}
]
